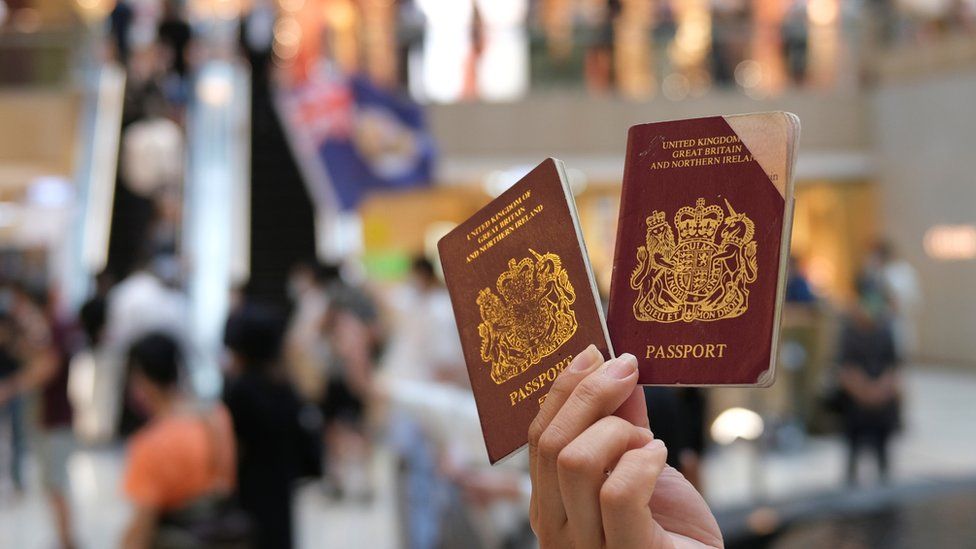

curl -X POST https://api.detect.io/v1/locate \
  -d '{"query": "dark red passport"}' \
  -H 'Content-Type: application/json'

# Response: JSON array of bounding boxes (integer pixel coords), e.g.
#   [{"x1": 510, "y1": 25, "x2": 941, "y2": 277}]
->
[
  {"x1": 607, "y1": 113, "x2": 799, "y2": 386},
  {"x1": 438, "y1": 158, "x2": 612, "y2": 463}
]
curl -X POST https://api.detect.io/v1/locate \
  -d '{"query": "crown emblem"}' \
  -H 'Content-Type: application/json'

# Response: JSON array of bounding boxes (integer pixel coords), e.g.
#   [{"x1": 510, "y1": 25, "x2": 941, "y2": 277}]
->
[
  {"x1": 646, "y1": 210, "x2": 668, "y2": 233},
  {"x1": 630, "y1": 197, "x2": 758, "y2": 324},
  {"x1": 675, "y1": 198, "x2": 724, "y2": 241},
  {"x1": 477, "y1": 250, "x2": 578, "y2": 384}
]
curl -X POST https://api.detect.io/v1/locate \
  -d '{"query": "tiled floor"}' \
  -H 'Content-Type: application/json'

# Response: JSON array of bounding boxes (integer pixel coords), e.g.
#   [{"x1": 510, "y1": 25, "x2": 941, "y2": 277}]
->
[{"x1": 1, "y1": 365, "x2": 974, "y2": 549}]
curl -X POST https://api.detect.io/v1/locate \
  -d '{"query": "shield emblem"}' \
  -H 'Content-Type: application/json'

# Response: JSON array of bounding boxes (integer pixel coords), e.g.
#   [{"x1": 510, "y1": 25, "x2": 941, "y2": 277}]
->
[{"x1": 673, "y1": 241, "x2": 719, "y2": 297}]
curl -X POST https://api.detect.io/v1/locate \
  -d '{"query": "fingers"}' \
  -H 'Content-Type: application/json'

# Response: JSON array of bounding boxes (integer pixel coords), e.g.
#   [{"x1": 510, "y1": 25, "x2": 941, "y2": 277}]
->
[
  {"x1": 647, "y1": 467, "x2": 724, "y2": 547},
  {"x1": 543, "y1": 354, "x2": 640, "y2": 457},
  {"x1": 614, "y1": 385, "x2": 650, "y2": 430},
  {"x1": 601, "y1": 439, "x2": 670, "y2": 549},
  {"x1": 529, "y1": 345, "x2": 606, "y2": 452},
  {"x1": 533, "y1": 354, "x2": 639, "y2": 535},
  {"x1": 557, "y1": 417, "x2": 653, "y2": 548},
  {"x1": 528, "y1": 345, "x2": 605, "y2": 533}
]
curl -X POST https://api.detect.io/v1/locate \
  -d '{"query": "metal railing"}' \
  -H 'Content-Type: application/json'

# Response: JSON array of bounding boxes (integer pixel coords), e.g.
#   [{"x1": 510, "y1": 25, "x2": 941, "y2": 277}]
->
[
  {"x1": 61, "y1": 62, "x2": 126, "y2": 312},
  {"x1": 183, "y1": 59, "x2": 251, "y2": 398}
]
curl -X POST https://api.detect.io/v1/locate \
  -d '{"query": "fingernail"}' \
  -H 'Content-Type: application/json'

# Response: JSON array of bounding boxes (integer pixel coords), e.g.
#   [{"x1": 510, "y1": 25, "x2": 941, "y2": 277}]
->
[
  {"x1": 643, "y1": 439, "x2": 666, "y2": 451},
  {"x1": 569, "y1": 344, "x2": 602, "y2": 372},
  {"x1": 603, "y1": 353, "x2": 637, "y2": 379}
]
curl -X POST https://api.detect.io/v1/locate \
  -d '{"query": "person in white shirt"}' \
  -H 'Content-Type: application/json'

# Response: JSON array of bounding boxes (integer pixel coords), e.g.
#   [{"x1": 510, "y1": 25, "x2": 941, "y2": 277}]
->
[
  {"x1": 103, "y1": 255, "x2": 189, "y2": 438},
  {"x1": 382, "y1": 256, "x2": 465, "y2": 384},
  {"x1": 381, "y1": 257, "x2": 528, "y2": 546}
]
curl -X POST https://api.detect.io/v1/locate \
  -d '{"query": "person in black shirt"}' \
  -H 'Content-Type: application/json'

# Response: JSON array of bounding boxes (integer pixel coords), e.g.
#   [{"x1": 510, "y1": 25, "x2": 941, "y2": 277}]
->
[
  {"x1": 837, "y1": 277, "x2": 901, "y2": 486},
  {"x1": 644, "y1": 387, "x2": 707, "y2": 490},
  {"x1": 109, "y1": 0, "x2": 134, "y2": 63},
  {"x1": 157, "y1": 0, "x2": 193, "y2": 79},
  {"x1": 223, "y1": 302, "x2": 320, "y2": 549}
]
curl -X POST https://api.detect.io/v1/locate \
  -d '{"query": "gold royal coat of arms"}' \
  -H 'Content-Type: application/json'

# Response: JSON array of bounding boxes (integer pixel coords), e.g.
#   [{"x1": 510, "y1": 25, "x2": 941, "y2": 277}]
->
[
  {"x1": 630, "y1": 197, "x2": 758, "y2": 323},
  {"x1": 477, "y1": 250, "x2": 578, "y2": 384}
]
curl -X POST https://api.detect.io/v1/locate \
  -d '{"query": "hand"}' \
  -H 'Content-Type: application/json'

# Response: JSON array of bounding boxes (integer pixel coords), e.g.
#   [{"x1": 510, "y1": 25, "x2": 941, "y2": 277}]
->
[{"x1": 528, "y1": 347, "x2": 723, "y2": 548}]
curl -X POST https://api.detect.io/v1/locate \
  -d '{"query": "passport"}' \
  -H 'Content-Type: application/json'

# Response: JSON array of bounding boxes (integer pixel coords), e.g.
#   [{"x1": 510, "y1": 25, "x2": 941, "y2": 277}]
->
[
  {"x1": 606, "y1": 112, "x2": 800, "y2": 386},
  {"x1": 438, "y1": 158, "x2": 612, "y2": 464}
]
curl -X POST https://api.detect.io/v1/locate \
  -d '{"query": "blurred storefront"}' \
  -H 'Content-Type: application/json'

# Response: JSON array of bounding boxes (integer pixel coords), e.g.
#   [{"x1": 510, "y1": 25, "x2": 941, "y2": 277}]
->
[
  {"x1": 2, "y1": 0, "x2": 969, "y2": 361},
  {"x1": 301, "y1": 0, "x2": 974, "y2": 370}
]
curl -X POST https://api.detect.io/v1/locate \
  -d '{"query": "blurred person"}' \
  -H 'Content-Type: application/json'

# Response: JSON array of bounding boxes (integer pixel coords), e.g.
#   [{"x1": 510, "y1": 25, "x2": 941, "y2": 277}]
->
[
  {"x1": 157, "y1": 0, "x2": 193, "y2": 79},
  {"x1": 642, "y1": 387, "x2": 682, "y2": 468},
  {"x1": 321, "y1": 281, "x2": 382, "y2": 501},
  {"x1": 710, "y1": 4, "x2": 751, "y2": 87},
  {"x1": 106, "y1": 252, "x2": 188, "y2": 437},
  {"x1": 67, "y1": 280, "x2": 115, "y2": 449},
  {"x1": 381, "y1": 352, "x2": 529, "y2": 549},
  {"x1": 239, "y1": 0, "x2": 276, "y2": 87},
  {"x1": 121, "y1": 332, "x2": 238, "y2": 549},
  {"x1": 837, "y1": 277, "x2": 902, "y2": 486},
  {"x1": 395, "y1": 0, "x2": 425, "y2": 88},
  {"x1": 224, "y1": 303, "x2": 320, "y2": 549},
  {"x1": 68, "y1": 296, "x2": 112, "y2": 443},
  {"x1": 382, "y1": 256, "x2": 465, "y2": 384},
  {"x1": 527, "y1": 347, "x2": 723, "y2": 548},
  {"x1": 378, "y1": 257, "x2": 460, "y2": 548},
  {"x1": 121, "y1": 43, "x2": 169, "y2": 128},
  {"x1": 583, "y1": 0, "x2": 620, "y2": 94},
  {"x1": 380, "y1": 257, "x2": 531, "y2": 547},
  {"x1": 283, "y1": 261, "x2": 338, "y2": 402},
  {"x1": 108, "y1": 0, "x2": 135, "y2": 63},
  {"x1": 37, "y1": 290, "x2": 84, "y2": 549},
  {"x1": 156, "y1": 0, "x2": 194, "y2": 107},
  {"x1": 0, "y1": 286, "x2": 76, "y2": 549},
  {"x1": 782, "y1": 1, "x2": 809, "y2": 85},
  {"x1": 786, "y1": 255, "x2": 817, "y2": 304},
  {"x1": 0, "y1": 310, "x2": 25, "y2": 496},
  {"x1": 434, "y1": 401, "x2": 531, "y2": 546},
  {"x1": 867, "y1": 240, "x2": 922, "y2": 358},
  {"x1": 643, "y1": 387, "x2": 708, "y2": 491}
]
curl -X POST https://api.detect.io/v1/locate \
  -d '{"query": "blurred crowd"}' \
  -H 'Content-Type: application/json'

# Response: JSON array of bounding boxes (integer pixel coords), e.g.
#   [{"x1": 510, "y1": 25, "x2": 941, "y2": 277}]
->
[
  {"x1": 0, "y1": 248, "x2": 531, "y2": 548},
  {"x1": 0, "y1": 240, "x2": 924, "y2": 549}
]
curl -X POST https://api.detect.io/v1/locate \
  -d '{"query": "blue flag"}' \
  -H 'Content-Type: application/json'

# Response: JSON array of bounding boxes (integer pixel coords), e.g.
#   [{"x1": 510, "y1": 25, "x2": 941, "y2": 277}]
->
[{"x1": 283, "y1": 69, "x2": 435, "y2": 211}]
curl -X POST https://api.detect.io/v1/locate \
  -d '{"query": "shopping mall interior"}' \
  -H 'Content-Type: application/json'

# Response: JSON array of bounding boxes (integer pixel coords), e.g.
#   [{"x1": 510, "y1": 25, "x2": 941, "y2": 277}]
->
[{"x1": 1, "y1": 0, "x2": 976, "y2": 548}]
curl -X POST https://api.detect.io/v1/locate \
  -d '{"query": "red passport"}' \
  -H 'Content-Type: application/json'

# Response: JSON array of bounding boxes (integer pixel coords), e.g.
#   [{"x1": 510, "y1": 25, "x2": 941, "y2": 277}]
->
[
  {"x1": 607, "y1": 113, "x2": 800, "y2": 386},
  {"x1": 438, "y1": 158, "x2": 612, "y2": 463}
]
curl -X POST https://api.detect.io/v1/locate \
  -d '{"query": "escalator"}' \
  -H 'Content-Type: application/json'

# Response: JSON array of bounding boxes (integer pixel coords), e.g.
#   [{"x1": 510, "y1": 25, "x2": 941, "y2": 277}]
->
[{"x1": 246, "y1": 50, "x2": 317, "y2": 309}]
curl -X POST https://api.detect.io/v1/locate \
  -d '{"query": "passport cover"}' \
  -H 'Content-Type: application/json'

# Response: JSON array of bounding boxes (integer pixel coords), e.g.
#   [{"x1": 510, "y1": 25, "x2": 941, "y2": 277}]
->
[
  {"x1": 438, "y1": 158, "x2": 612, "y2": 464},
  {"x1": 607, "y1": 113, "x2": 799, "y2": 386}
]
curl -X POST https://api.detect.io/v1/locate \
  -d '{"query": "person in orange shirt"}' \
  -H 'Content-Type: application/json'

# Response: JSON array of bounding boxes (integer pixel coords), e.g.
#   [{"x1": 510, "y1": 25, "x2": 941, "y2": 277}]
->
[{"x1": 121, "y1": 333, "x2": 236, "y2": 549}]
